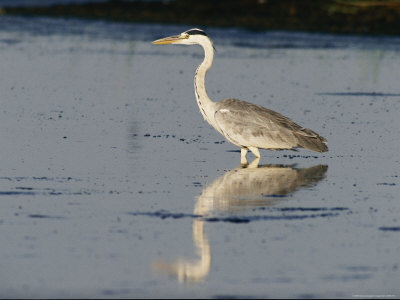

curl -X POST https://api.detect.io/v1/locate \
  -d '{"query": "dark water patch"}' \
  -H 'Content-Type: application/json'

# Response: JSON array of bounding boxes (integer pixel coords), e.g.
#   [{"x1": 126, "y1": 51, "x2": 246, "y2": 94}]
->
[
  {"x1": 126, "y1": 210, "x2": 201, "y2": 220},
  {"x1": 32, "y1": 176, "x2": 79, "y2": 182},
  {"x1": 0, "y1": 176, "x2": 82, "y2": 182},
  {"x1": 0, "y1": 176, "x2": 101, "y2": 196},
  {"x1": 278, "y1": 207, "x2": 348, "y2": 212},
  {"x1": 204, "y1": 212, "x2": 340, "y2": 223},
  {"x1": 142, "y1": 133, "x2": 213, "y2": 145},
  {"x1": 322, "y1": 274, "x2": 372, "y2": 281},
  {"x1": 261, "y1": 194, "x2": 287, "y2": 198},
  {"x1": 282, "y1": 154, "x2": 319, "y2": 159},
  {"x1": 0, "y1": 188, "x2": 94, "y2": 196},
  {"x1": 0, "y1": 191, "x2": 36, "y2": 196},
  {"x1": 379, "y1": 227, "x2": 400, "y2": 232},
  {"x1": 317, "y1": 92, "x2": 400, "y2": 97},
  {"x1": 255, "y1": 207, "x2": 349, "y2": 212},
  {"x1": 377, "y1": 183, "x2": 396, "y2": 186},
  {"x1": 28, "y1": 214, "x2": 65, "y2": 220},
  {"x1": 127, "y1": 210, "x2": 340, "y2": 223},
  {"x1": 0, "y1": 38, "x2": 21, "y2": 45},
  {"x1": 206, "y1": 216, "x2": 251, "y2": 224},
  {"x1": 15, "y1": 186, "x2": 34, "y2": 190}
]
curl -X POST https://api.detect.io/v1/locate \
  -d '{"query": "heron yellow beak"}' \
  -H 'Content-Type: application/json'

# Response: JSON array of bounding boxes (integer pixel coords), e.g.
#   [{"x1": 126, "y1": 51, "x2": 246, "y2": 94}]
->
[{"x1": 152, "y1": 34, "x2": 188, "y2": 45}]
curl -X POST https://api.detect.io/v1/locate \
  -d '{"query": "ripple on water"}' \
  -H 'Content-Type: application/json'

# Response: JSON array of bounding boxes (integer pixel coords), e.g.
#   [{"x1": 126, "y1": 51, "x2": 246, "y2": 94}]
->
[
  {"x1": 379, "y1": 227, "x2": 400, "y2": 232},
  {"x1": 126, "y1": 207, "x2": 349, "y2": 223}
]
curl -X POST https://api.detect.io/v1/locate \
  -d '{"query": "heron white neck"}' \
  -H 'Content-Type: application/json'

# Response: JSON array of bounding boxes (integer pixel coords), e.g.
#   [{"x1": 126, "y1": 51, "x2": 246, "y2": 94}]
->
[{"x1": 194, "y1": 38, "x2": 216, "y2": 124}]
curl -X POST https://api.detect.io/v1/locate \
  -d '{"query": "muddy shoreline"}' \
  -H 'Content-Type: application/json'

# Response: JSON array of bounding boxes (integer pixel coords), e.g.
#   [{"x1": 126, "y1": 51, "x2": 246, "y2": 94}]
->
[{"x1": 2, "y1": 0, "x2": 400, "y2": 35}]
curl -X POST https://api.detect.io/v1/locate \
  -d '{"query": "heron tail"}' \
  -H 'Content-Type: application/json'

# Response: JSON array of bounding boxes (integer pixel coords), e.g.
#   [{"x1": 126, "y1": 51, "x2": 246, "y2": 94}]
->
[{"x1": 295, "y1": 130, "x2": 328, "y2": 153}]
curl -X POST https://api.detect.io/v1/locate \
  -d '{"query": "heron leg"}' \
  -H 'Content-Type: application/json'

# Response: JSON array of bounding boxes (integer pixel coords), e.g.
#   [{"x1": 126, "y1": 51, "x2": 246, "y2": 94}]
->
[
  {"x1": 240, "y1": 147, "x2": 248, "y2": 166},
  {"x1": 249, "y1": 147, "x2": 260, "y2": 158},
  {"x1": 247, "y1": 157, "x2": 260, "y2": 169}
]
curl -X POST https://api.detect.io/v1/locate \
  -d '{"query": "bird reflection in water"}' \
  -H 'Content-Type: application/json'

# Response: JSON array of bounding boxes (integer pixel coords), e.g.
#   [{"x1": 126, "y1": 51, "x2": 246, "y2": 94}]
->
[{"x1": 153, "y1": 159, "x2": 328, "y2": 282}]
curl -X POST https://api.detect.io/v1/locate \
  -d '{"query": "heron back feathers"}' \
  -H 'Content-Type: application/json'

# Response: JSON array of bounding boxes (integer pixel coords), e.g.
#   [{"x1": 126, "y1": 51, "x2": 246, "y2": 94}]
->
[{"x1": 214, "y1": 98, "x2": 328, "y2": 152}]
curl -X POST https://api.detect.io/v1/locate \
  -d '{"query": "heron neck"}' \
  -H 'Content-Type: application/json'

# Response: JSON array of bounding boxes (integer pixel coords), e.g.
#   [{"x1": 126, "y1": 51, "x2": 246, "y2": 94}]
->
[{"x1": 194, "y1": 39, "x2": 216, "y2": 123}]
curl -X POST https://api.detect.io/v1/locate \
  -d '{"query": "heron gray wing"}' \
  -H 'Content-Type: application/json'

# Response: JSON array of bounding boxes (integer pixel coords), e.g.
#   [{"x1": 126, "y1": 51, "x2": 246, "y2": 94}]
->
[
  {"x1": 214, "y1": 99, "x2": 328, "y2": 152},
  {"x1": 214, "y1": 99, "x2": 299, "y2": 149}
]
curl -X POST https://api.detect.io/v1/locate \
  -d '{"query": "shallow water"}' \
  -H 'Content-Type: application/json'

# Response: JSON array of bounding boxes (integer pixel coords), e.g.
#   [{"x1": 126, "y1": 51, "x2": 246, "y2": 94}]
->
[{"x1": 0, "y1": 17, "x2": 399, "y2": 298}]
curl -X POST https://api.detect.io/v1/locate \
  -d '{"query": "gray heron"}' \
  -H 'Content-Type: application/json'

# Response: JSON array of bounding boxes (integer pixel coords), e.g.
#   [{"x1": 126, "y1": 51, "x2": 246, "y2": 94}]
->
[{"x1": 153, "y1": 29, "x2": 328, "y2": 164}]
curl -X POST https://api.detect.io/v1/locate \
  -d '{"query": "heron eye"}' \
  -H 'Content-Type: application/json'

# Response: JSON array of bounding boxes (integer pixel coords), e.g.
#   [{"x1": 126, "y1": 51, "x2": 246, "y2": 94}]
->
[{"x1": 183, "y1": 34, "x2": 190, "y2": 39}]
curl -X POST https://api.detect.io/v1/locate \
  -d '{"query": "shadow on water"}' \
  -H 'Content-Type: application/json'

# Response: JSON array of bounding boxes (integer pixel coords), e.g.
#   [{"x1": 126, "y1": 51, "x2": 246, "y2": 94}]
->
[{"x1": 147, "y1": 161, "x2": 333, "y2": 282}]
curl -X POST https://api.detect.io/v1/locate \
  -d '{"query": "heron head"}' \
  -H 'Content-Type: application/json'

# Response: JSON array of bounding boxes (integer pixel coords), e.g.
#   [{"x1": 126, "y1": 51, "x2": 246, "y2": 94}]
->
[{"x1": 152, "y1": 28, "x2": 209, "y2": 46}]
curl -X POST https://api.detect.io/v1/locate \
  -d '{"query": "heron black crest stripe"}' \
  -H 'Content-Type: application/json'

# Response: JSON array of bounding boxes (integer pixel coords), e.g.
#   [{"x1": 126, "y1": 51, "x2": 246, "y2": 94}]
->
[{"x1": 185, "y1": 29, "x2": 208, "y2": 36}]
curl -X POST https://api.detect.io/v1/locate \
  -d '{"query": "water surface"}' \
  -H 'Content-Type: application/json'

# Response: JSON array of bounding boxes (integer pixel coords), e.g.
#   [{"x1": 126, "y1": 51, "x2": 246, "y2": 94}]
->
[{"x1": 0, "y1": 17, "x2": 399, "y2": 298}]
